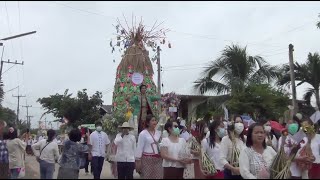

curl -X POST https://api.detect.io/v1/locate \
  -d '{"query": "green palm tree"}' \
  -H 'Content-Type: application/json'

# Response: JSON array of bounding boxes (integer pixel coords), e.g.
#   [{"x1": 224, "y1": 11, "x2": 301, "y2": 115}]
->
[
  {"x1": 194, "y1": 44, "x2": 280, "y2": 95},
  {"x1": 278, "y1": 52, "x2": 320, "y2": 108}
]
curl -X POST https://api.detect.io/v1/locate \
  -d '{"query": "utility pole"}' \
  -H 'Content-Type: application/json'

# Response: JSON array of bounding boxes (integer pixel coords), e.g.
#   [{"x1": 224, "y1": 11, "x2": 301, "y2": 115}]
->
[
  {"x1": 26, "y1": 116, "x2": 33, "y2": 129},
  {"x1": 22, "y1": 103, "x2": 32, "y2": 129},
  {"x1": 289, "y1": 44, "x2": 297, "y2": 118},
  {"x1": 0, "y1": 59, "x2": 24, "y2": 81},
  {"x1": 156, "y1": 46, "x2": 161, "y2": 114},
  {"x1": 12, "y1": 90, "x2": 26, "y2": 126}
]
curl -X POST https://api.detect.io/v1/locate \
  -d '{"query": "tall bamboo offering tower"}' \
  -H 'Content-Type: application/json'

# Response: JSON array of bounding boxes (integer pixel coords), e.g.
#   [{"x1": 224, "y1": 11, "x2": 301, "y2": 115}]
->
[{"x1": 106, "y1": 17, "x2": 171, "y2": 135}]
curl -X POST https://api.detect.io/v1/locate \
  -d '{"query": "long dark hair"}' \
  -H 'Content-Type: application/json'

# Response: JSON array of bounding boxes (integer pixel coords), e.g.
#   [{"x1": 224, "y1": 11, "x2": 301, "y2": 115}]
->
[
  {"x1": 228, "y1": 115, "x2": 245, "y2": 142},
  {"x1": 47, "y1": 129, "x2": 56, "y2": 142},
  {"x1": 246, "y1": 123, "x2": 267, "y2": 149},
  {"x1": 164, "y1": 121, "x2": 173, "y2": 135},
  {"x1": 145, "y1": 114, "x2": 155, "y2": 128},
  {"x1": 208, "y1": 120, "x2": 222, "y2": 148}
]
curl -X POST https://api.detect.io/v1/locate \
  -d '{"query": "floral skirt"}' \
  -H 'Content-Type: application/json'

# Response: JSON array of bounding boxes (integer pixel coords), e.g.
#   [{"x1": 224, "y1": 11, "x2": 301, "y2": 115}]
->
[
  {"x1": 183, "y1": 163, "x2": 195, "y2": 179},
  {"x1": 141, "y1": 155, "x2": 163, "y2": 179}
]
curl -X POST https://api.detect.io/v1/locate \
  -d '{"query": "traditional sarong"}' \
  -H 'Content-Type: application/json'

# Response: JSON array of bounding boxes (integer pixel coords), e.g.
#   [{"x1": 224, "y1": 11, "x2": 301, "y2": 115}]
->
[
  {"x1": 141, "y1": 154, "x2": 163, "y2": 179},
  {"x1": 193, "y1": 159, "x2": 205, "y2": 179},
  {"x1": 163, "y1": 167, "x2": 184, "y2": 179},
  {"x1": 309, "y1": 163, "x2": 320, "y2": 179},
  {"x1": 206, "y1": 170, "x2": 224, "y2": 179}
]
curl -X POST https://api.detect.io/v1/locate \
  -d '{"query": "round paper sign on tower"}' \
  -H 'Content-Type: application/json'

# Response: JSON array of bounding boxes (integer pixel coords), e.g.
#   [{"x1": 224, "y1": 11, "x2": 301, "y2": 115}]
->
[{"x1": 131, "y1": 72, "x2": 144, "y2": 85}]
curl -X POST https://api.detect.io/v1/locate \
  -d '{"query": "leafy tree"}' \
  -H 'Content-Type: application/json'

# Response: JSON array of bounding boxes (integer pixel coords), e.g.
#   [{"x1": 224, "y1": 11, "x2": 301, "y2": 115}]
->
[
  {"x1": 38, "y1": 89, "x2": 103, "y2": 126},
  {"x1": 194, "y1": 44, "x2": 280, "y2": 95},
  {"x1": 278, "y1": 52, "x2": 320, "y2": 108},
  {"x1": 227, "y1": 84, "x2": 289, "y2": 119},
  {"x1": 0, "y1": 107, "x2": 16, "y2": 126},
  {"x1": 317, "y1": 13, "x2": 320, "y2": 29}
]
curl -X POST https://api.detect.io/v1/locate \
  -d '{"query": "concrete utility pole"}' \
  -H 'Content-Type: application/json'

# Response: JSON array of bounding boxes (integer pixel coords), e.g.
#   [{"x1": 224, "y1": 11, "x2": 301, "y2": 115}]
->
[
  {"x1": 27, "y1": 116, "x2": 33, "y2": 129},
  {"x1": 156, "y1": 46, "x2": 162, "y2": 114},
  {"x1": 22, "y1": 104, "x2": 32, "y2": 128},
  {"x1": 289, "y1": 44, "x2": 297, "y2": 118},
  {"x1": 12, "y1": 89, "x2": 26, "y2": 126}
]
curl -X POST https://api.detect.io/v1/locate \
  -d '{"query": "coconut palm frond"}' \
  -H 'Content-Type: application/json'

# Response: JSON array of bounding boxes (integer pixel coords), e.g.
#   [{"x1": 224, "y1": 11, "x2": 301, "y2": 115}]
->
[{"x1": 194, "y1": 77, "x2": 230, "y2": 95}]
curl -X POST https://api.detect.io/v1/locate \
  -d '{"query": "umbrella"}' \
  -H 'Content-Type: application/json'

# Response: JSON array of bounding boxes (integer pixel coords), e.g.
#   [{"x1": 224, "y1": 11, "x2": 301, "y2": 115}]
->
[{"x1": 269, "y1": 120, "x2": 284, "y2": 132}]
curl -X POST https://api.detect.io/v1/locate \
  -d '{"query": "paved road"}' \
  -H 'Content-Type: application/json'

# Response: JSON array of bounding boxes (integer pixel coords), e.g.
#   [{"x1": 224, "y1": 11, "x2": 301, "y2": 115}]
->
[{"x1": 24, "y1": 155, "x2": 140, "y2": 179}]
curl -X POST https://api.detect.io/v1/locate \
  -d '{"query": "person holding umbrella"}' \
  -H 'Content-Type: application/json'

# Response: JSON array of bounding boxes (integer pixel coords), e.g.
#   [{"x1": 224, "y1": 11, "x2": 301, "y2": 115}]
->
[{"x1": 114, "y1": 122, "x2": 136, "y2": 179}]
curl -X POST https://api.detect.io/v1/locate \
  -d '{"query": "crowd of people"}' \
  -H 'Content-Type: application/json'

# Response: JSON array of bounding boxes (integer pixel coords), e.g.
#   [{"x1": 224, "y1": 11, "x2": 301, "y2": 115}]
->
[{"x1": 0, "y1": 109, "x2": 320, "y2": 179}]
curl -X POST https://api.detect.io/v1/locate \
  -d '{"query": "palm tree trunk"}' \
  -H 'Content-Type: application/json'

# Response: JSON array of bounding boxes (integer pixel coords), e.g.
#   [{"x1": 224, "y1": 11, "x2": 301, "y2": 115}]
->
[{"x1": 316, "y1": 89, "x2": 320, "y2": 109}]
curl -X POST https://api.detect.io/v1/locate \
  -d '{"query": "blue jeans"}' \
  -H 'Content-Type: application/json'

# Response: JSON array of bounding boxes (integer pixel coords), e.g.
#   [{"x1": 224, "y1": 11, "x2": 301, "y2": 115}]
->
[
  {"x1": 10, "y1": 168, "x2": 20, "y2": 179},
  {"x1": 91, "y1": 156, "x2": 104, "y2": 179},
  {"x1": 39, "y1": 160, "x2": 55, "y2": 179}
]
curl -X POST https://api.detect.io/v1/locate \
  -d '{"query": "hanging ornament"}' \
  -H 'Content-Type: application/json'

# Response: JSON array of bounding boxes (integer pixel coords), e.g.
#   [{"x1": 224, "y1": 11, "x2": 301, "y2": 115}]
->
[
  {"x1": 128, "y1": 65, "x2": 133, "y2": 73},
  {"x1": 117, "y1": 36, "x2": 121, "y2": 40},
  {"x1": 168, "y1": 42, "x2": 172, "y2": 48},
  {"x1": 162, "y1": 39, "x2": 166, "y2": 44},
  {"x1": 121, "y1": 29, "x2": 125, "y2": 35},
  {"x1": 109, "y1": 40, "x2": 113, "y2": 47},
  {"x1": 117, "y1": 41, "x2": 121, "y2": 46},
  {"x1": 113, "y1": 59, "x2": 115, "y2": 63},
  {"x1": 112, "y1": 47, "x2": 115, "y2": 53}
]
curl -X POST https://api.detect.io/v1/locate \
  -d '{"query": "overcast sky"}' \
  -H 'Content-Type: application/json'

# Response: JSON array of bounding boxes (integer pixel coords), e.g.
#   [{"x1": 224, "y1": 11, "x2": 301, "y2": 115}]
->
[{"x1": 1, "y1": 1, "x2": 319, "y2": 129}]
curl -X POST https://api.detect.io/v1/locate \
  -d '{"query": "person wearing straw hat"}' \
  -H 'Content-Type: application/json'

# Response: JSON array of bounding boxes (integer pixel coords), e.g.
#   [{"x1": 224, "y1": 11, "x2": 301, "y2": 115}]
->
[{"x1": 114, "y1": 122, "x2": 136, "y2": 179}]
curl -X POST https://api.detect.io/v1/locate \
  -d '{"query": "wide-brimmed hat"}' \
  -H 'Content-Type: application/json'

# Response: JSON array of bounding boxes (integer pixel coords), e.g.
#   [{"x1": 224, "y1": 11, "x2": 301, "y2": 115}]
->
[
  {"x1": 118, "y1": 122, "x2": 134, "y2": 130},
  {"x1": 180, "y1": 120, "x2": 186, "y2": 127}
]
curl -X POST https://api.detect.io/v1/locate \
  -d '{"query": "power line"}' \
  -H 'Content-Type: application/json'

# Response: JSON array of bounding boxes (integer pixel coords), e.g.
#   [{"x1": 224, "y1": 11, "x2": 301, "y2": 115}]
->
[
  {"x1": 4, "y1": 1, "x2": 15, "y2": 57},
  {"x1": 49, "y1": 1, "x2": 115, "y2": 20},
  {"x1": 1, "y1": 64, "x2": 16, "y2": 75},
  {"x1": 17, "y1": 1, "x2": 24, "y2": 61}
]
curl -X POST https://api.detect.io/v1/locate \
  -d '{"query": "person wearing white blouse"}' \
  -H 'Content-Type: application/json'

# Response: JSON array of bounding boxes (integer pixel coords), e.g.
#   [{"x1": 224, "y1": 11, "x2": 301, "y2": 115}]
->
[
  {"x1": 135, "y1": 114, "x2": 163, "y2": 179},
  {"x1": 219, "y1": 116, "x2": 246, "y2": 179},
  {"x1": 263, "y1": 120, "x2": 278, "y2": 151},
  {"x1": 160, "y1": 121, "x2": 192, "y2": 179},
  {"x1": 114, "y1": 122, "x2": 136, "y2": 179},
  {"x1": 239, "y1": 123, "x2": 277, "y2": 179},
  {"x1": 201, "y1": 120, "x2": 225, "y2": 179}
]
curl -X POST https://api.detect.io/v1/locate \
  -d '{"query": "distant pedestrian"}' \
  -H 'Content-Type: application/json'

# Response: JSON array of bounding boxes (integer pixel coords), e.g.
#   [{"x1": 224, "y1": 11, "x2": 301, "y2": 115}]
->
[
  {"x1": 114, "y1": 122, "x2": 136, "y2": 179},
  {"x1": 89, "y1": 121, "x2": 110, "y2": 179},
  {"x1": 6, "y1": 127, "x2": 26, "y2": 179},
  {"x1": 57, "y1": 129, "x2": 90, "y2": 179},
  {"x1": 32, "y1": 129, "x2": 59, "y2": 179}
]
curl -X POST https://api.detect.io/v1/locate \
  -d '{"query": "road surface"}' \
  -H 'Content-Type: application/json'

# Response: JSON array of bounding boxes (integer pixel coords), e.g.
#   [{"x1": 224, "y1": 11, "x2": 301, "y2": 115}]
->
[{"x1": 24, "y1": 155, "x2": 140, "y2": 179}]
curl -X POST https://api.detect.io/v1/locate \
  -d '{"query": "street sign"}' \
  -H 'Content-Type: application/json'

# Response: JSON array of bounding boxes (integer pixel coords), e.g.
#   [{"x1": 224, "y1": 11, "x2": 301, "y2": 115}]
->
[{"x1": 81, "y1": 124, "x2": 96, "y2": 130}]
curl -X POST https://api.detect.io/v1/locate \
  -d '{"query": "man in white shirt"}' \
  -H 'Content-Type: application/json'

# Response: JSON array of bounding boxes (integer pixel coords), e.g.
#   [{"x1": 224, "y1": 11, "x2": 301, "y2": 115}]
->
[
  {"x1": 180, "y1": 120, "x2": 191, "y2": 141},
  {"x1": 89, "y1": 121, "x2": 110, "y2": 179},
  {"x1": 114, "y1": 122, "x2": 136, "y2": 179}
]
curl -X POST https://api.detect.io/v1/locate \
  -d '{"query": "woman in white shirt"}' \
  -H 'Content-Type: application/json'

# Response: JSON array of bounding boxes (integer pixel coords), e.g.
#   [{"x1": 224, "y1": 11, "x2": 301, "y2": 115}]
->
[
  {"x1": 262, "y1": 120, "x2": 278, "y2": 151},
  {"x1": 6, "y1": 127, "x2": 26, "y2": 179},
  {"x1": 160, "y1": 121, "x2": 192, "y2": 179},
  {"x1": 239, "y1": 123, "x2": 277, "y2": 179},
  {"x1": 135, "y1": 114, "x2": 163, "y2": 179},
  {"x1": 32, "y1": 129, "x2": 59, "y2": 179},
  {"x1": 299, "y1": 119, "x2": 319, "y2": 179},
  {"x1": 220, "y1": 115, "x2": 246, "y2": 179},
  {"x1": 201, "y1": 120, "x2": 225, "y2": 179},
  {"x1": 277, "y1": 119, "x2": 309, "y2": 179}
]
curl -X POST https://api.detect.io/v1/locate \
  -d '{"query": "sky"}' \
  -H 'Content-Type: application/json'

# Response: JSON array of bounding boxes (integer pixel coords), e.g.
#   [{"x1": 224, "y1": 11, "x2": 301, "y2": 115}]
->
[{"x1": 0, "y1": 1, "x2": 320, "y2": 129}]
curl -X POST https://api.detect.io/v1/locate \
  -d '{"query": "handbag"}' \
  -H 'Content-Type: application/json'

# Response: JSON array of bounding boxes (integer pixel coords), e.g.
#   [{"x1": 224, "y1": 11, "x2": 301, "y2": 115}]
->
[
  {"x1": 37, "y1": 142, "x2": 51, "y2": 163},
  {"x1": 18, "y1": 152, "x2": 26, "y2": 178}
]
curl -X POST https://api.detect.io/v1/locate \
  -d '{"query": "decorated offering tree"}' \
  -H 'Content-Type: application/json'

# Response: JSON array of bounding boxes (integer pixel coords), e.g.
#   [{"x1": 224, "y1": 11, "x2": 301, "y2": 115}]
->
[
  {"x1": 161, "y1": 92, "x2": 181, "y2": 120},
  {"x1": 105, "y1": 17, "x2": 171, "y2": 135}
]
